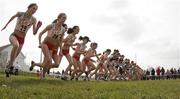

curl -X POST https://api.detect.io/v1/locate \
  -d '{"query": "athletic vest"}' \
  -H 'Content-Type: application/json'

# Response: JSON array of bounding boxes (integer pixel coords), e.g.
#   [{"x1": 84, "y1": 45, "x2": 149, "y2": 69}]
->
[
  {"x1": 48, "y1": 23, "x2": 65, "y2": 40},
  {"x1": 66, "y1": 34, "x2": 76, "y2": 45},
  {"x1": 79, "y1": 43, "x2": 86, "y2": 50},
  {"x1": 15, "y1": 12, "x2": 34, "y2": 33}
]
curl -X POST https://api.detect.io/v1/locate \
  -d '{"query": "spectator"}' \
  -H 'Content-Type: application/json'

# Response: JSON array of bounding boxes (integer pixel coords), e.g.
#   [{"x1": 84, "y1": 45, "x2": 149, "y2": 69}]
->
[
  {"x1": 170, "y1": 68, "x2": 174, "y2": 79},
  {"x1": 178, "y1": 68, "x2": 180, "y2": 74},
  {"x1": 160, "y1": 67, "x2": 165, "y2": 79},
  {"x1": 166, "y1": 69, "x2": 171, "y2": 79},
  {"x1": 170, "y1": 68, "x2": 174, "y2": 74},
  {"x1": 161, "y1": 67, "x2": 165, "y2": 75},
  {"x1": 174, "y1": 68, "x2": 177, "y2": 79},
  {"x1": 145, "y1": 70, "x2": 150, "y2": 80},
  {"x1": 156, "y1": 67, "x2": 161, "y2": 80},
  {"x1": 151, "y1": 68, "x2": 155, "y2": 80},
  {"x1": 178, "y1": 68, "x2": 180, "y2": 79}
]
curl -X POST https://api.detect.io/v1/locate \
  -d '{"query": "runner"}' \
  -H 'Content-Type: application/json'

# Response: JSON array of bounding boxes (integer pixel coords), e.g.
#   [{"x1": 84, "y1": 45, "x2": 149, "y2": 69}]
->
[
  {"x1": 1, "y1": 3, "x2": 42, "y2": 77},
  {"x1": 70, "y1": 36, "x2": 90, "y2": 80},
  {"x1": 89, "y1": 49, "x2": 111, "y2": 80},
  {"x1": 30, "y1": 13, "x2": 66, "y2": 79},
  {"x1": 61, "y1": 26, "x2": 80, "y2": 79},
  {"x1": 75, "y1": 42, "x2": 101, "y2": 80}
]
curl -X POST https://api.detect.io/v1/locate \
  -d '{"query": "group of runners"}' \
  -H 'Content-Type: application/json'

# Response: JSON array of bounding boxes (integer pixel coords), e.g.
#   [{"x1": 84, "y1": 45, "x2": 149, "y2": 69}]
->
[{"x1": 1, "y1": 3, "x2": 144, "y2": 80}]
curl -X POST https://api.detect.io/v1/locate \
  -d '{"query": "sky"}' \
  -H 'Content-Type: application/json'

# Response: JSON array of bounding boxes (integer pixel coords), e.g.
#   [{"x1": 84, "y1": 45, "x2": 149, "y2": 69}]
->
[{"x1": 0, "y1": 0, "x2": 180, "y2": 71}]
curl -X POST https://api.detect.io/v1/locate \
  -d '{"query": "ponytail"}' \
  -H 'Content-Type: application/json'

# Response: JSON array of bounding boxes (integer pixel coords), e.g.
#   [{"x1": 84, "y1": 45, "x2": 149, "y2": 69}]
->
[
  {"x1": 62, "y1": 24, "x2": 67, "y2": 27},
  {"x1": 52, "y1": 19, "x2": 57, "y2": 23},
  {"x1": 84, "y1": 36, "x2": 90, "y2": 42},
  {"x1": 79, "y1": 36, "x2": 83, "y2": 41},
  {"x1": 67, "y1": 25, "x2": 79, "y2": 34},
  {"x1": 103, "y1": 52, "x2": 105, "y2": 54},
  {"x1": 79, "y1": 36, "x2": 91, "y2": 42},
  {"x1": 67, "y1": 28, "x2": 74, "y2": 34}
]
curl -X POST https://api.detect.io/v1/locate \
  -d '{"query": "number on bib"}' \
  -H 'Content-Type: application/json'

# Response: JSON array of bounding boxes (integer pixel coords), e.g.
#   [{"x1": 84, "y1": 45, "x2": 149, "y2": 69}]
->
[
  {"x1": 52, "y1": 34, "x2": 59, "y2": 39},
  {"x1": 20, "y1": 25, "x2": 27, "y2": 32}
]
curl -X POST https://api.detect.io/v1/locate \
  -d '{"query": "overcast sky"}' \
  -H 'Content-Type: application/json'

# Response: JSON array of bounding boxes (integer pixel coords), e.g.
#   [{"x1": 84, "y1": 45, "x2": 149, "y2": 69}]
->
[{"x1": 0, "y1": 0, "x2": 179, "y2": 71}]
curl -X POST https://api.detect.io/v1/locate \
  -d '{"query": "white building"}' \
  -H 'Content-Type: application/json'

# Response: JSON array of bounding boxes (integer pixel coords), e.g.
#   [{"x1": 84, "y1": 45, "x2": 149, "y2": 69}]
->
[{"x1": 0, "y1": 44, "x2": 29, "y2": 72}]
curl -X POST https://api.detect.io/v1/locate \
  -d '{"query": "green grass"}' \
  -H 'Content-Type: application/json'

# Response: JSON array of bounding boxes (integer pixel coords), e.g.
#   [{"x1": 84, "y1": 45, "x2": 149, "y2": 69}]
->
[{"x1": 0, "y1": 73, "x2": 180, "y2": 99}]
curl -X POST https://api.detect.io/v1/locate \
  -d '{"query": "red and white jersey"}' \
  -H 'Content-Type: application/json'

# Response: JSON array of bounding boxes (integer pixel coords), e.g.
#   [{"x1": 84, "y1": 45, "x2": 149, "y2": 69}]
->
[
  {"x1": 15, "y1": 12, "x2": 35, "y2": 33},
  {"x1": 100, "y1": 53, "x2": 108, "y2": 63},
  {"x1": 73, "y1": 43, "x2": 86, "y2": 57},
  {"x1": 47, "y1": 23, "x2": 65, "y2": 40},
  {"x1": 84, "y1": 48, "x2": 96, "y2": 58},
  {"x1": 65, "y1": 34, "x2": 76, "y2": 45},
  {"x1": 79, "y1": 43, "x2": 87, "y2": 51}
]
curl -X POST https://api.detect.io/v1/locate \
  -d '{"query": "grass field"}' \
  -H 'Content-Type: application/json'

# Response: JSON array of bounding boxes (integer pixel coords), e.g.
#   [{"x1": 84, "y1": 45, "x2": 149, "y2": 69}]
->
[{"x1": 0, "y1": 72, "x2": 180, "y2": 99}]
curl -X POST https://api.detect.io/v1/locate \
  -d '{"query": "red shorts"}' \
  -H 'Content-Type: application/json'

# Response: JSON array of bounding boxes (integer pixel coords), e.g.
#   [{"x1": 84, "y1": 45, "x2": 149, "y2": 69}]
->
[
  {"x1": 52, "y1": 49, "x2": 58, "y2": 55},
  {"x1": 12, "y1": 34, "x2": 25, "y2": 45},
  {"x1": 73, "y1": 54, "x2": 80, "y2": 61},
  {"x1": 62, "y1": 49, "x2": 69, "y2": 56},
  {"x1": 99, "y1": 63, "x2": 104, "y2": 68},
  {"x1": 83, "y1": 58, "x2": 90, "y2": 65},
  {"x1": 44, "y1": 41, "x2": 57, "y2": 55}
]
